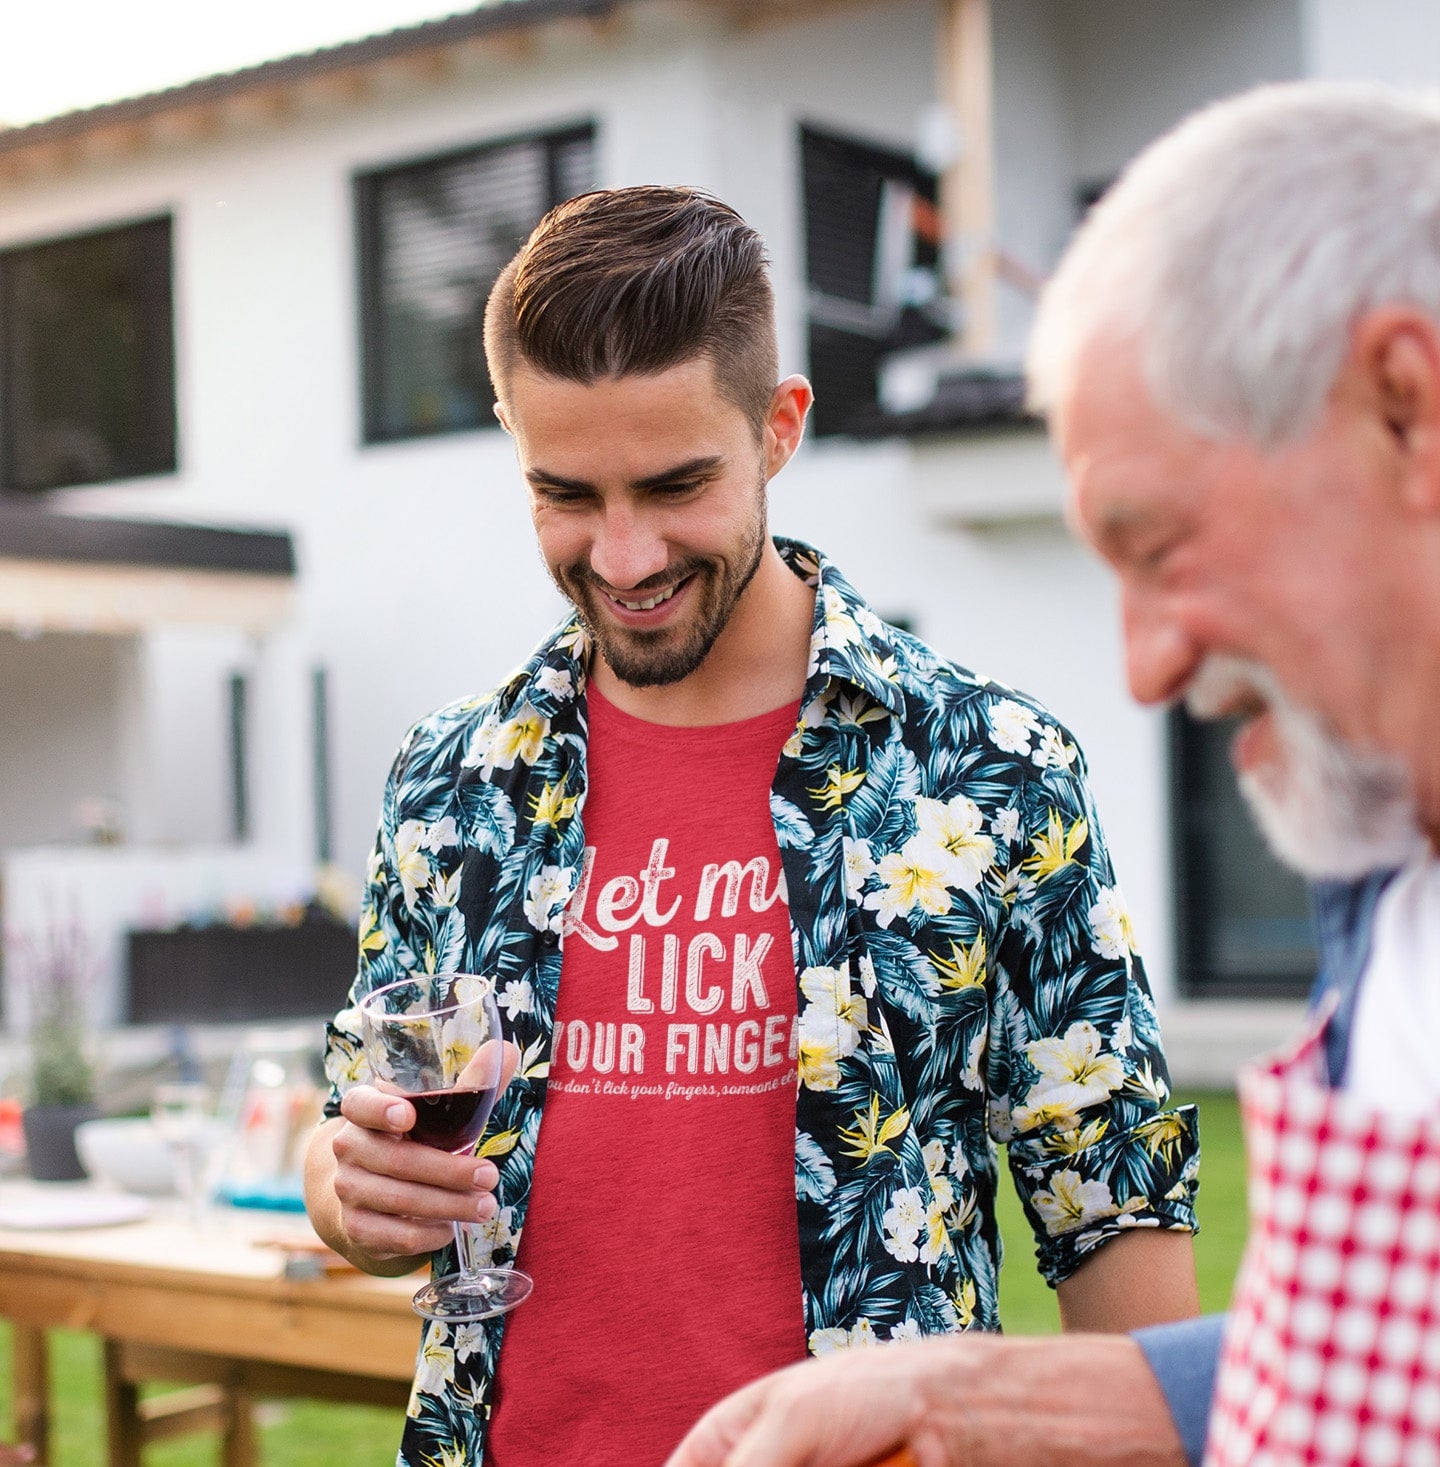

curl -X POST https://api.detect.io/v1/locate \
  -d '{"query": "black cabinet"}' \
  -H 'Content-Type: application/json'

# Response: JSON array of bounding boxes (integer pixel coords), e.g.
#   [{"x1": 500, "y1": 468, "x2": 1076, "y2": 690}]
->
[{"x1": 125, "y1": 918, "x2": 356, "y2": 1024}]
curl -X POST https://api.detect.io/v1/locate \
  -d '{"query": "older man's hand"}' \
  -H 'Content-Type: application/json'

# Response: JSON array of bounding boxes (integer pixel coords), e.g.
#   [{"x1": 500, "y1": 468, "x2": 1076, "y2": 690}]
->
[{"x1": 665, "y1": 1333, "x2": 1187, "y2": 1467}]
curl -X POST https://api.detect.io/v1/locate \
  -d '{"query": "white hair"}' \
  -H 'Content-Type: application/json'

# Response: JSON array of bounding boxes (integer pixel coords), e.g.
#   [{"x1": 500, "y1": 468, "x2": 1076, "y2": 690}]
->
[{"x1": 1027, "y1": 82, "x2": 1440, "y2": 445}]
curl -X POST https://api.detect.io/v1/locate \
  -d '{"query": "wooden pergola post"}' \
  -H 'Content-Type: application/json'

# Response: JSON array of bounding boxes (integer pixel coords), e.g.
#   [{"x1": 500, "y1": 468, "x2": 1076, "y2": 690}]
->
[{"x1": 938, "y1": 0, "x2": 997, "y2": 357}]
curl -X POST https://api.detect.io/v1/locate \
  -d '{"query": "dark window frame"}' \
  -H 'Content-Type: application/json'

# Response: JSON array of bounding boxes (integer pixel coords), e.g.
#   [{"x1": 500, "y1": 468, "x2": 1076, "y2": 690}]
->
[
  {"x1": 354, "y1": 121, "x2": 596, "y2": 447},
  {"x1": 1169, "y1": 707, "x2": 1317, "y2": 999},
  {"x1": 799, "y1": 121, "x2": 948, "y2": 439},
  {"x1": 0, "y1": 213, "x2": 177, "y2": 495}
]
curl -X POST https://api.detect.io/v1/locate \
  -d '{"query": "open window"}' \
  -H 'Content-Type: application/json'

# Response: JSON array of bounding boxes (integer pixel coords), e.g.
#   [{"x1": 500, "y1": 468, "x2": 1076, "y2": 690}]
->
[{"x1": 356, "y1": 123, "x2": 596, "y2": 443}]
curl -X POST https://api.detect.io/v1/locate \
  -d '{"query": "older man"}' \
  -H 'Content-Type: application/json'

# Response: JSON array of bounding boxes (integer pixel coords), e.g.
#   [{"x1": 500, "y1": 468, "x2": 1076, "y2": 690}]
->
[{"x1": 669, "y1": 81, "x2": 1440, "y2": 1467}]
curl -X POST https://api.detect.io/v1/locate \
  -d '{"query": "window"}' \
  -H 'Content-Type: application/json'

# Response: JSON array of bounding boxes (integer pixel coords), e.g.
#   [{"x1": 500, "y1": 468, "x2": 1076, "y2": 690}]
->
[
  {"x1": 356, "y1": 124, "x2": 596, "y2": 443},
  {"x1": 0, "y1": 217, "x2": 176, "y2": 493},
  {"x1": 1170, "y1": 708, "x2": 1316, "y2": 998},
  {"x1": 800, "y1": 124, "x2": 949, "y2": 437}
]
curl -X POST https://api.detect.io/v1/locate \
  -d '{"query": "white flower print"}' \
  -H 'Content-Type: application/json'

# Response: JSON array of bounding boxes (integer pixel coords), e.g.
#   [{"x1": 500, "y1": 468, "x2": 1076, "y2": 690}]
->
[
  {"x1": 843, "y1": 836, "x2": 877, "y2": 899},
  {"x1": 912, "y1": 795, "x2": 996, "y2": 891},
  {"x1": 807, "y1": 1327, "x2": 851, "y2": 1357},
  {"x1": 807, "y1": 1319, "x2": 884, "y2": 1355},
  {"x1": 922, "y1": 1139, "x2": 956, "y2": 1214},
  {"x1": 855, "y1": 604, "x2": 886, "y2": 640},
  {"x1": 413, "y1": 1324, "x2": 456, "y2": 1397},
  {"x1": 1088, "y1": 885, "x2": 1139, "y2": 962},
  {"x1": 498, "y1": 979, "x2": 534, "y2": 1021},
  {"x1": 882, "y1": 1186, "x2": 926, "y2": 1263},
  {"x1": 988, "y1": 1097, "x2": 1015, "y2": 1143},
  {"x1": 1033, "y1": 1170, "x2": 1118, "y2": 1236},
  {"x1": 1015, "y1": 1021, "x2": 1126, "y2": 1132},
  {"x1": 1032, "y1": 724, "x2": 1078, "y2": 770},
  {"x1": 422, "y1": 816, "x2": 459, "y2": 853},
  {"x1": 890, "y1": 1319, "x2": 924, "y2": 1343},
  {"x1": 523, "y1": 865, "x2": 572, "y2": 932},
  {"x1": 535, "y1": 666, "x2": 574, "y2": 700},
  {"x1": 822, "y1": 585, "x2": 865, "y2": 650},
  {"x1": 452, "y1": 1323, "x2": 487, "y2": 1363},
  {"x1": 797, "y1": 1037, "x2": 842, "y2": 1092},
  {"x1": 393, "y1": 820, "x2": 432, "y2": 912},
  {"x1": 864, "y1": 839, "x2": 953, "y2": 927},
  {"x1": 991, "y1": 806, "x2": 1022, "y2": 844},
  {"x1": 798, "y1": 965, "x2": 866, "y2": 1058},
  {"x1": 988, "y1": 698, "x2": 1040, "y2": 756},
  {"x1": 462, "y1": 707, "x2": 548, "y2": 777}
]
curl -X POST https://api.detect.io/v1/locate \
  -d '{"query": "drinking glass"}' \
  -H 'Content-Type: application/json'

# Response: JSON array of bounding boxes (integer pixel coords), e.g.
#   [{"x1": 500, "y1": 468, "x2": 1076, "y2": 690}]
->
[
  {"x1": 358, "y1": 972, "x2": 532, "y2": 1322},
  {"x1": 151, "y1": 1081, "x2": 213, "y2": 1226}
]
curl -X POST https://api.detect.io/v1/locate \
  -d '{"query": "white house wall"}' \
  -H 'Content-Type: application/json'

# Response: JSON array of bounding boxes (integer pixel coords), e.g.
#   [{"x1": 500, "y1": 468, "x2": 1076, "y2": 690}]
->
[
  {"x1": 0, "y1": 7, "x2": 948, "y2": 885},
  {"x1": 0, "y1": 631, "x2": 138, "y2": 848},
  {"x1": 1059, "y1": 0, "x2": 1305, "y2": 187},
  {"x1": 4, "y1": 0, "x2": 1404, "y2": 1036},
  {"x1": 1302, "y1": 0, "x2": 1440, "y2": 85}
]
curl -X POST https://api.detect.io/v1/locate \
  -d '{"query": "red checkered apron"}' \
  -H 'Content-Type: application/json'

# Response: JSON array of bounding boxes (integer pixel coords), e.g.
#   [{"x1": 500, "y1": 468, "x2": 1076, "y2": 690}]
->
[{"x1": 1205, "y1": 1003, "x2": 1440, "y2": 1466}]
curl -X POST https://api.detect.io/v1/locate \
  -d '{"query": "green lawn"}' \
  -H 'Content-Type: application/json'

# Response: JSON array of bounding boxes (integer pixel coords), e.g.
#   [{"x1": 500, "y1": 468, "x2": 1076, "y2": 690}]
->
[{"x1": 1, "y1": 1089, "x2": 1245, "y2": 1463}]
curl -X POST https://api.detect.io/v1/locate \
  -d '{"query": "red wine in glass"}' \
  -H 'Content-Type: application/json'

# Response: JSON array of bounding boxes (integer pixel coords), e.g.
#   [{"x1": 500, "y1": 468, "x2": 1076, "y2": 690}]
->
[
  {"x1": 403, "y1": 1085, "x2": 501, "y2": 1154},
  {"x1": 359, "y1": 972, "x2": 533, "y2": 1322}
]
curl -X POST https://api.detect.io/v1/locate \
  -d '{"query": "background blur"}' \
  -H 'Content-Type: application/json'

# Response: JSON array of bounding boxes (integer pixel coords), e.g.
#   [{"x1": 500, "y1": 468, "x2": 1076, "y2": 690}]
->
[{"x1": 3, "y1": 0, "x2": 1440, "y2": 1095}]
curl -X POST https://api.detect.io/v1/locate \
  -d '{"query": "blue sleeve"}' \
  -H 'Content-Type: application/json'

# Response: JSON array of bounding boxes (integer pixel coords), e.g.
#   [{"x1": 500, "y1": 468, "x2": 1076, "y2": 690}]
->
[{"x1": 1133, "y1": 1314, "x2": 1227, "y2": 1467}]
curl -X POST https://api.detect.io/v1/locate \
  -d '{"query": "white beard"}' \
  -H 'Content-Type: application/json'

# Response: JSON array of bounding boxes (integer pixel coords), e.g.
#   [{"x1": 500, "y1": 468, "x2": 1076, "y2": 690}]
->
[{"x1": 1184, "y1": 655, "x2": 1427, "y2": 881}]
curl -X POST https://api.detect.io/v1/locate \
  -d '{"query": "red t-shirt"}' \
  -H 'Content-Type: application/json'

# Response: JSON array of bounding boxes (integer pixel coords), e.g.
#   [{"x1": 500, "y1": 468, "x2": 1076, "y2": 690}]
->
[{"x1": 487, "y1": 686, "x2": 807, "y2": 1465}]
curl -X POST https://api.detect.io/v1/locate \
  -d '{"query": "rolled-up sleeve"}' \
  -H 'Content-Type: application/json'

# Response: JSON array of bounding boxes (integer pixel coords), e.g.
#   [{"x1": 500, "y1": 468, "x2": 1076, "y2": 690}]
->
[{"x1": 995, "y1": 741, "x2": 1200, "y2": 1285}]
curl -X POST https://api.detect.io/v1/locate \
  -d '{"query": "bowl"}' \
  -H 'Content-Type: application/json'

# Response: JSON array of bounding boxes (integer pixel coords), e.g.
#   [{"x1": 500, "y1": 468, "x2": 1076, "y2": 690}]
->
[{"x1": 74, "y1": 1116, "x2": 177, "y2": 1196}]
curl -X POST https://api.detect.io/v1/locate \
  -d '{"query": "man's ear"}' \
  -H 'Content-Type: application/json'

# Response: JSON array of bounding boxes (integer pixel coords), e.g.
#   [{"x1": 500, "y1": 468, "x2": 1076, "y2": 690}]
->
[
  {"x1": 1351, "y1": 306, "x2": 1440, "y2": 515},
  {"x1": 764, "y1": 375, "x2": 814, "y2": 477},
  {"x1": 493, "y1": 400, "x2": 514, "y2": 436}
]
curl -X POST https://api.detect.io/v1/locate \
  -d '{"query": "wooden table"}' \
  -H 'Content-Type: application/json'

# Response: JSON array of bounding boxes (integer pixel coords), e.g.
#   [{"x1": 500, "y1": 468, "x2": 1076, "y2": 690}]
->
[{"x1": 0, "y1": 1191, "x2": 421, "y2": 1466}]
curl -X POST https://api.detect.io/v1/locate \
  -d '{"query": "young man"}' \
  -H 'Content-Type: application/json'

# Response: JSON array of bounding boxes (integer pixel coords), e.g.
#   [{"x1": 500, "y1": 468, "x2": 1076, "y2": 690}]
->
[
  {"x1": 669, "y1": 83, "x2": 1440, "y2": 1467},
  {"x1": 305, "y1": 186, "x2": 1198, "y2": 1467}
]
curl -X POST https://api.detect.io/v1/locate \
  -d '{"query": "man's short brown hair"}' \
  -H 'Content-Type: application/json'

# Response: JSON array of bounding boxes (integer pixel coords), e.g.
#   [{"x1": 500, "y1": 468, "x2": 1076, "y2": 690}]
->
[{"x1": 484, "y1": 186, "x2": 779, "y2": 434}]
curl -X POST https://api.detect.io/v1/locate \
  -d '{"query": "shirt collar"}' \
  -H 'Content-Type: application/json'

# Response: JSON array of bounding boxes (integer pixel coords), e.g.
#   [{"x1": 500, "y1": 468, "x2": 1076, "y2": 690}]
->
[{"x1": 495, "y1": 537, "x2": 906, "y2": 724}]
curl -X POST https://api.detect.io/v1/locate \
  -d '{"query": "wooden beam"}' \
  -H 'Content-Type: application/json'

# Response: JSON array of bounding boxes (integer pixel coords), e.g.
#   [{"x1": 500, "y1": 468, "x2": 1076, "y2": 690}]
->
[{"x1": 938, "y1": 0, "x2": 997, "y2": 356}]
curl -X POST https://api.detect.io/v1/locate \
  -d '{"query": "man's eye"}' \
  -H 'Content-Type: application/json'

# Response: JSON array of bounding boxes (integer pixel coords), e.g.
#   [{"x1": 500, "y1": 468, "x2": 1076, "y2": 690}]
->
[
  {"x1": 651, "y1": 480, "x2": 701, "y2": 498},
  {"x1": 537, "y1": 486, "x2": 589, "y2": 505}
]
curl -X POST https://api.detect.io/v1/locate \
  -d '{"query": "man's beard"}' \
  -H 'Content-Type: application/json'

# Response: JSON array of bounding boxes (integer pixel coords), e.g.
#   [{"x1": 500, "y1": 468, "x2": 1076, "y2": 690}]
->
[
  {"x1": 556, "y1": 480, "x2": 769, "y2": 689},
  {"x1": 1185, "y1": 655, "x2": 1426, "y2": 880}
]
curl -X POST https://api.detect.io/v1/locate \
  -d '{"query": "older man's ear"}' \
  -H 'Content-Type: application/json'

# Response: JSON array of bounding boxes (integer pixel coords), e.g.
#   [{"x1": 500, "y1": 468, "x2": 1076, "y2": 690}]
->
[{"x1": 1348, "y1": 306, "x2": 1440, "y2": 516}]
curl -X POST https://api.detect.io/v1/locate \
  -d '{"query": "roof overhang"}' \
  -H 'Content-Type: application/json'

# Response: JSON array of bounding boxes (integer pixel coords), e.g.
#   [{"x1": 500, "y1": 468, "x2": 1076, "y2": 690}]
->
[
  {"x1": 0, "y1": 0, "x2": 619, "y2": 181},
  {"x1": 0, "y1": 508, "x2": 295, "y2": 637},
  {"x1": 0, "y1": 0, "x2": 868, "y2": 182}
]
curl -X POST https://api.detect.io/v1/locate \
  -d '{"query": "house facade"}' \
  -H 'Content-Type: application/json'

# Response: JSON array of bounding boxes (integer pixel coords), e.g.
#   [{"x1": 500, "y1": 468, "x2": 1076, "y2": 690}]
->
[{"x1": 1, "y1": 0, "x2": 1435, "y2": 1072}]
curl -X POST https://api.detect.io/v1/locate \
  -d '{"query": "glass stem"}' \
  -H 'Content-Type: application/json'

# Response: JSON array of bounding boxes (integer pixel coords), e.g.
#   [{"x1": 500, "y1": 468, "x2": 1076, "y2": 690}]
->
[{"x1": 453, "y1": 1220, "x2": 484, "y2": 1281}]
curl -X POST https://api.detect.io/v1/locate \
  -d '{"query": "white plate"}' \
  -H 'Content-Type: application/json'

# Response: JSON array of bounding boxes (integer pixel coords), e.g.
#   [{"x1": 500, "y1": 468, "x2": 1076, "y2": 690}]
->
[{"x1": 0, "y1": 1190, "x2": 149, "y2": 1230}]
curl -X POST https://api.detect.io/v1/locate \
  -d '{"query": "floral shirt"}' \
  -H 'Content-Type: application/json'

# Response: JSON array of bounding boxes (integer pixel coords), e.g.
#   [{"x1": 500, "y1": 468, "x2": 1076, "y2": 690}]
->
[{"x1": 324, "y1": 539, "x2": 1199, "y2": 1467}]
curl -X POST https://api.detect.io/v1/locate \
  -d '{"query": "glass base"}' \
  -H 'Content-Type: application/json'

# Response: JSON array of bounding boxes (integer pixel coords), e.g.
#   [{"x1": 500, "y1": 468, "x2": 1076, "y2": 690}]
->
[{"x1": 411, "y1": 1267, "x2": 534, "y2": 1323}]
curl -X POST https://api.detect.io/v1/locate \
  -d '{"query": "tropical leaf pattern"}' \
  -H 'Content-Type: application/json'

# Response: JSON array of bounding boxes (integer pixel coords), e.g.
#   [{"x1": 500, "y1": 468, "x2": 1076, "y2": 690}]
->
[{"x1": 322, "y1": 540, "x2": 1198, "y2": 1466}]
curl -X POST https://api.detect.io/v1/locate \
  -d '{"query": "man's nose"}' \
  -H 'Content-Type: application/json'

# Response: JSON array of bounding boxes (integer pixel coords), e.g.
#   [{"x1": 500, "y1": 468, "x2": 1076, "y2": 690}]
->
[
  {"x1": 1122, "y1": 588, "x2": 1200, "y2": 707},
  {"x1": 589, "y1": 503, "x2": 669, "y2": 592}
]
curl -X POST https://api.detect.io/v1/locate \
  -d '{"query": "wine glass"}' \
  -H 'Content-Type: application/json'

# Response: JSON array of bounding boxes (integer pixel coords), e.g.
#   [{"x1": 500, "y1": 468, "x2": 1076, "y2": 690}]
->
[
  {"x1": 358, "y1": 972, "x2": 533, "y2": 1322},
  {"x1": 151, "y1": 1081, "x2": 213, "y2": 1226}
]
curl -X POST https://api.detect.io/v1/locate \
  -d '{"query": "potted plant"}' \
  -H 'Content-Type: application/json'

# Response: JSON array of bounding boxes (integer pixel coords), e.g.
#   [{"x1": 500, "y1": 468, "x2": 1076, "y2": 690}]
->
[{"x1": 14, "y1": 911, "x2": 98, "y2": 1181}]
